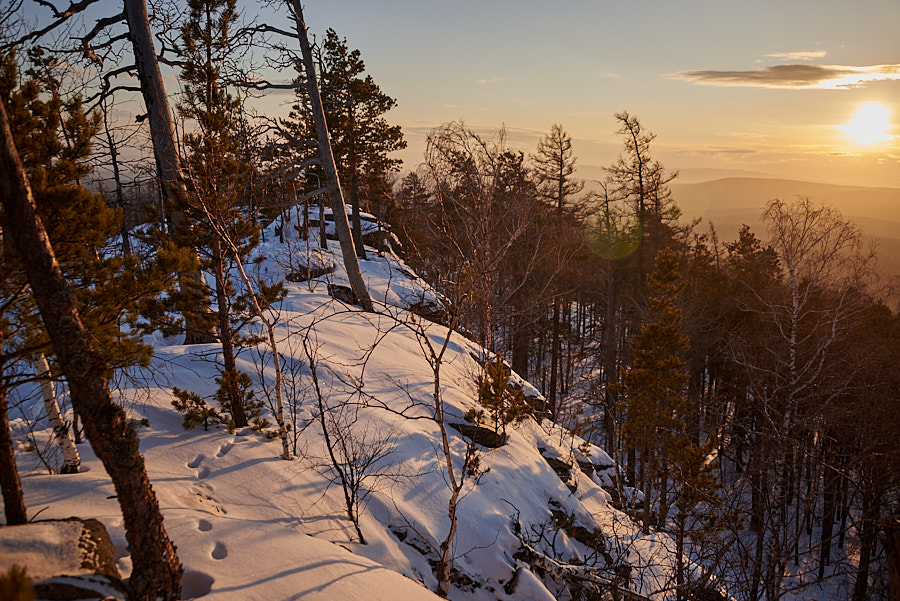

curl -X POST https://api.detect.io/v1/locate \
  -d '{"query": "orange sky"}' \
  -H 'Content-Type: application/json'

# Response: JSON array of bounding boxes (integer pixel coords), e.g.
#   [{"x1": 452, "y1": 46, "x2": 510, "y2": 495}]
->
[{"x1": 292, "y1": 0, "x2": 900, "y2": 188}]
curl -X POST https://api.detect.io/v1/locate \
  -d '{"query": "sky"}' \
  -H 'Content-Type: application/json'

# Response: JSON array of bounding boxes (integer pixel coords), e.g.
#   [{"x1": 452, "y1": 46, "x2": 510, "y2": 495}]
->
[
  {"x1": 11, "y1": 0, "x2": 899, "y2": 187},
  {"x1": 287, "y1": 0, "x2": 900, "y2": 187}
]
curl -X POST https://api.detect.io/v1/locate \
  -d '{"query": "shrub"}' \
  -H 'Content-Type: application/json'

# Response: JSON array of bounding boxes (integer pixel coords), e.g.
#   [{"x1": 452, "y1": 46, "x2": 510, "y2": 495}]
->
[
  {"x1": 0, "y1": 565, "x2": 35, "y2": 601},
  {"x1": 476, "y1": 358, "x2": 532, "y2": 436},
  {"x1": 171, "y1": 387, "x2": 223, "y2": 431}
]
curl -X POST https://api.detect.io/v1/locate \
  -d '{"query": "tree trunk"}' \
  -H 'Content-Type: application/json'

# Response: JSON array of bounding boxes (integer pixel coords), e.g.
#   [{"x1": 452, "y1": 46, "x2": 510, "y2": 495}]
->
[
  {"x1": 0, "y1": 99, "x2": 181, "y2": 601},
  {"x1": 211, "y1": 239, "x2": 247, "y2": 428},
  {"x1": 603, "y1": 268, "x2": 617, "y2": 456},
  {"x1": 852, "y1": 484, "x2": 878, "y2": 601},
  {"x1": 511, "y1": 309, "x2": 529, "y2": 380},
  {"x1": 675, "y1": 504, "x2": 686, "y2": 601},
  {"x1": 318, "y1": 193, "x2": 328, "y2": 250},
  {"x1": 548, "y1": 299, "x2": 560, "y2": 420},
  {"x1": 658, "y1": 464, "x2": 669, "y2": 528},
  {"x1": 123, "y1": 0, "x2": 216, "y2": 345},
  {"x1": 31, "y1": 353, "x2": 81, "y2": 474},
  {"x1": 749, "y1": 439, "x2": 764, "y2": 601},
  {"x1": 819, "y1": 441, "x2": 838, "y2": 579},
  {"x1": 642, "y1": 445, "x2": 653, "y2": 534},
  {"x1": 123, "y1": 0, "x2": 180, "y2": 215},
  {"x1": 288, "y1": 0, "x2": 373, "y2": 312},
  {"x1": 229, "y1": 252, "x2": 291, "y2": 460},
  {"x1": 349, "y1": 152, "x2": 367, "y2": 259},
  {"x1": 102, "y1": 97, "x2": 131, "y2": 255},
  {"x1": 882, "y1": 510, "x2": 900, "y2": 601},
  {"x1": 0, "y1": 375, "x2": 28, "y2": 525}
]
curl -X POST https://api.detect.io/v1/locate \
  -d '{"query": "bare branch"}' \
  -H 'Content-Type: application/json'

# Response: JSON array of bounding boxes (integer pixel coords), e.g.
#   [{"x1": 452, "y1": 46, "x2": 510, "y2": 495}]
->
[
  {"x1": 3, "y1": 0, "x2": 103, "y2": 49},
  {"x1": 79, "y1": 10, "x2": 126, "y2": 64}
]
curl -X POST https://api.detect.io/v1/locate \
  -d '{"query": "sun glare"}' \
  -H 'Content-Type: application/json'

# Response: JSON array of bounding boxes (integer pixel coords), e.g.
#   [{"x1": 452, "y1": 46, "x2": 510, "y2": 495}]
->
[{"x1": 841, "y1": 102, "x2": 894, "y2": 145}]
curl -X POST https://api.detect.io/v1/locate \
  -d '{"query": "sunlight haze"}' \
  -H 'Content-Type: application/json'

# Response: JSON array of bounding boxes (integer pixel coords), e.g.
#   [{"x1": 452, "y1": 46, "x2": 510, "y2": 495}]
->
[{"x1": 295, "y1": 0, "x2": 900, "y2": 187}]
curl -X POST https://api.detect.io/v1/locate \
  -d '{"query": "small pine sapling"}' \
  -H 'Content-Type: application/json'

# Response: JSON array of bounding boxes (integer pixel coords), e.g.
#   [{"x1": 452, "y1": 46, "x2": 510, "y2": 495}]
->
[
  {"x1": 476, "y1": 358, "x2": 532, "y2": 436},
  {"x1": 172, "y1": 370, "x2": 268, "y2": 433},
  {"x1": 171, "y1": 388, "x2": 222, "y2": 431},
  {"x1": 215, "y1": 370, "x2": 268, "y2": 432},
  {"x1": 0, "y1": 565, "x2": 35, "y2": 601}
]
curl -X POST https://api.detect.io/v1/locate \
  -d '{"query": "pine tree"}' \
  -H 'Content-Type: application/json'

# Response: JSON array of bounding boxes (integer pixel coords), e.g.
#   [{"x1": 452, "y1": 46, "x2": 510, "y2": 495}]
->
[
  {"x1": 174, "y1": 0, "x2": 258, "y2": 428},
  {"x1": 0, "y1": 51, "x2": 192, "y2": 481},
  {"x1": 531, "y1": 124, "x2": 583, "y2": 214},
  {"x1": 621, "y1": 249, "x2": 689, "y2": 534},
  {"x1": 474, "y1": 357, "x2": 532, "y2": 437},
  {"x1": 0, "y1": 88, "x2": 183, "y2": 601},
  {"x1": 292, "y1": 28, "x2": 406, "y2": 258},
  {"x1": 605, "y1": 112, "x2": 679, "y2": 289},
  {"x1": 531, "y1": 124, "x2": 584, "y2": 418}
]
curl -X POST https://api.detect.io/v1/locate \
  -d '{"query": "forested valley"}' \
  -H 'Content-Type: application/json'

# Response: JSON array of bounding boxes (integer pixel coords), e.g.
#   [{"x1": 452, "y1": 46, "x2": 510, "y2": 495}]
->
[{"x1": 0, "y1": 1, "x2": 898, "y2": 601}]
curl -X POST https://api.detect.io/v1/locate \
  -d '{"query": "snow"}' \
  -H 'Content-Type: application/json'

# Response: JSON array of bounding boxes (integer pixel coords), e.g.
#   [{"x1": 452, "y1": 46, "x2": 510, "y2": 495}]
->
[
  {"x1": 0, "y1": 521, "x2": 94, "y2": 580},
  {"x1": 4, "y1": 224, "x2": 679, "y2": 600}
]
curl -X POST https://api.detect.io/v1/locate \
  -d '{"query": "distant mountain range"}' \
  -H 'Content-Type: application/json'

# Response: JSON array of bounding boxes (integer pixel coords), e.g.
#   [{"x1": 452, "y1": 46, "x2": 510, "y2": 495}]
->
[{"x1": 670, "y1": 177, "x2": 900, "y2": 298}]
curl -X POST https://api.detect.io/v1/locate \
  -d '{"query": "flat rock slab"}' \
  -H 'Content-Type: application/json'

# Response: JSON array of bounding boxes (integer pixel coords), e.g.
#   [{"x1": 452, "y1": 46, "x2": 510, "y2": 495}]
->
[{"x1": 0, "y1": 518, "x2": 123, "y2": 597}]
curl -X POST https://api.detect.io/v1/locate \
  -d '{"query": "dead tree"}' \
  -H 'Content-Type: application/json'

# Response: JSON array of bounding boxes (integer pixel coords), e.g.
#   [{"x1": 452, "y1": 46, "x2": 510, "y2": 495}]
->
[{"x1": 285, "y1": 0, "x2": 374, "y2": 312}]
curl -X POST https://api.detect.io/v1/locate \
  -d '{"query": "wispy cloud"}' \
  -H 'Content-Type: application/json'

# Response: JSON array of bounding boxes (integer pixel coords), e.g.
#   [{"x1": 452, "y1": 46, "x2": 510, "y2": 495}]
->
[
  {"x1": 671, "y1": 64, "x2": 900, "y2": 89},
  {"x1": 475, "y1": 77, "x2": 504, "y2": 85},
  {"x1": 765, "y1": 50, "x2": 827, "y2": 61},
  {"x1": 679, "y1": 147, "x2": 758, "y2": 157}
]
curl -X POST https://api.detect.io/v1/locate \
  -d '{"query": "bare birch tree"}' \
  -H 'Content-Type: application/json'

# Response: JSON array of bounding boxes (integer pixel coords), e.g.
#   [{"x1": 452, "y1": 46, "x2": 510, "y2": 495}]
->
[{"x1": 31, "y1": 352, "x2": 81, "y2": 473}]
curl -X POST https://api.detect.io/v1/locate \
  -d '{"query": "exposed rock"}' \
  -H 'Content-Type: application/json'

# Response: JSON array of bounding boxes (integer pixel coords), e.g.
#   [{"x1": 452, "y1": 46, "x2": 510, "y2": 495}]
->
[
  {"x1": 285, "y1": 263, "x2": 335, "y2": 282},
  {"x1": 448, "y1": 422, "x2": 506, "y2": 449},
  {"x1": 34, "y1": 574, "x2": 127, "y2": 600},
  {"x1": 327, "y1": 283, "x2": 360, "y2": 306},
  {"x1": 407, "y1": 299, "x2": 451, "y2": 327},
  {"x1": 577, "y1": 460, "x2": 595, "y2": 476},
  {"x1": 0, "y1": 518, "x2": 126, "y2": 599},
  {"x1": 539, "y1": 449, "x2": 577, "y2": 493}
]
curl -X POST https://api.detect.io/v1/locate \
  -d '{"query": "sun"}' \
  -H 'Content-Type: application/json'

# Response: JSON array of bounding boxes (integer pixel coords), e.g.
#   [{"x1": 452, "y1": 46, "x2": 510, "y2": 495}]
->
[{"x1": 841, "y1": 102, "x2": 894, "y2": 146}]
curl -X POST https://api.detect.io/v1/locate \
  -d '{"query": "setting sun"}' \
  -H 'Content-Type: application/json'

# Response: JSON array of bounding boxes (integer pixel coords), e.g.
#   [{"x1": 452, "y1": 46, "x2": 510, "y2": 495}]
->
[{"x1": 841, "y1": 101, "x2": 894, "y2": 145}]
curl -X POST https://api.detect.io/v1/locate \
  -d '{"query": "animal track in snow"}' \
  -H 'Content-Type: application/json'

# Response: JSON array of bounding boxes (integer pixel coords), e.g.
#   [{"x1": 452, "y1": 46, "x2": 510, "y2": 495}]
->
[
  {"x1": 198, "y1": 519, "x2": 212, "y2": 532},
  {"x1": 216, "y1": 442, "x2": 233, "y2": 457},
  {"x1": 181, "y1": 570, "x2": 214, "y2": 599},
  {"x1": 197, "y1": 466, "x2": 210, "y2": 479},
  {"x1": 193, "y1": 490, "x2": 227, "y2": 514},
  {"x1": 187, "y1": 454, "x2": 205, "y2": 469},
  {"x1": 211, "y1": 541, "x2": 228, "y2": 560}
]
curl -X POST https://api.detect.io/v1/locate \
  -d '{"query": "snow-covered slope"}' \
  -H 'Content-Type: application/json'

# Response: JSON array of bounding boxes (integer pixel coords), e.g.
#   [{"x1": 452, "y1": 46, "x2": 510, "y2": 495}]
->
[{"x1": 7, "y1": 224, "x2": 680, "y2": 600}]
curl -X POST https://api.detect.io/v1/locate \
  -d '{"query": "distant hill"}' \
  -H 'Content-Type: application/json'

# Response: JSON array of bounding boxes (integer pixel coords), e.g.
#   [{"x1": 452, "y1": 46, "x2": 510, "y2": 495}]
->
[
  {"x1": 670, "y1": 177, "x2": 900, "y2": 301},
  {"x1": 576, "y1": 165, "x2": 772, "y2": 185}
]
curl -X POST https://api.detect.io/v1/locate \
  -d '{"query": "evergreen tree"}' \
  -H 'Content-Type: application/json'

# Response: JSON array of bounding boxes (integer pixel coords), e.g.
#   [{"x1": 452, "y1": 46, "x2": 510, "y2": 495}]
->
[
  {"x1": 292, "y1": 28, "x2": 406, "y2": 258},
  {"x1": 174, "y1": 0, "x2": 262, "y2": 428},
  {"x1": 530, "y1": 124, "x2": 584, "y2": 418},
  {"x1": 621, "y1": 249, "x2": 689, "y2": 534},
  {"x1": 0, "y1": 50, "x2": 192, "y2": 483},
  {"x1": 531, "y1": 124, "x2": 583, "y2": 215},
  {"x1": 0, "y1": 95, "x2": 184, "y2": 601},
  {"x1": 474, "y1": 357, "x2": 533, "y2": 437},
  {"x1": 604, "y1": 112, "x2": 679, "y2": 289}
]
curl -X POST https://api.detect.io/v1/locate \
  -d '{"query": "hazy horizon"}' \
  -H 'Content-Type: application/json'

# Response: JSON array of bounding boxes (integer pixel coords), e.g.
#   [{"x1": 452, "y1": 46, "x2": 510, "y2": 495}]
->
[{"x1": 294, "y1": 0, "x2": 899, "y2": 189}]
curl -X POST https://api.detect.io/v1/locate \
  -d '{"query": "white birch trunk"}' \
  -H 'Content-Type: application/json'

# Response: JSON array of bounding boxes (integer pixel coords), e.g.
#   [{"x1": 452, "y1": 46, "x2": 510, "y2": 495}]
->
[
  {"x1": 31, "y1": 353, "x2": 81, "y2": 473},
  {"x1": 231, "y1": 260, "x2": 292, "y2": 460}
]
